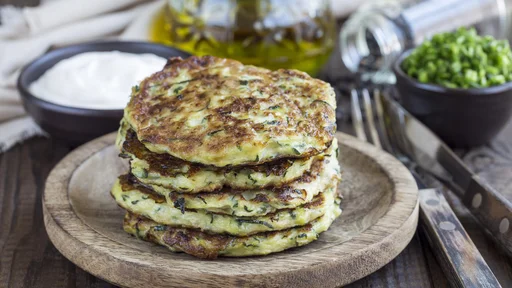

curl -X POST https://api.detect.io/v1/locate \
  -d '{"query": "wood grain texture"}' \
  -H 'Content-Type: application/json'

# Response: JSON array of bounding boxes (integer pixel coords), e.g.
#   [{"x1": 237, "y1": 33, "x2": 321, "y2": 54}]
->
[
  {"x1": 0, "y1": 0, "x2": 39, "y2": 7},
  {"x1": 419, "y1": 188, "x2": 500, "y2": 288},
  {"x1": 2, "y1": 133, "x2": 512, "y2": 288},
  {"x1": 1, "y1": 4, "x2": 511, "y2": 284},
  {"x1": 0, "y1": 137, "x2": 109, "y2": 288},
  {"x1": 42, "y1": 132, "x2": 419, "y2": 288}
]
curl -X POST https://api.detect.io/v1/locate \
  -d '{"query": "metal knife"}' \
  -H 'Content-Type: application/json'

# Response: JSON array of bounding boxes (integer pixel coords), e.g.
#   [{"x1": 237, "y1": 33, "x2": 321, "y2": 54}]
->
[
  {"x1": 351, "y1": 88, "x2": 502, "y2": 287},
  {"x1": 379, "y1": 92, "x2": 512, "y2": 257},
  {"x1": 412, "y1": 169, "x2": 501, "y2": 288}
]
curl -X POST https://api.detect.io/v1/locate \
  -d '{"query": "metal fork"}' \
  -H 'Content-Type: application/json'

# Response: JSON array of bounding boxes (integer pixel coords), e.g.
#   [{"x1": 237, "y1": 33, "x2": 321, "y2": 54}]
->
[{"x1": 350, "y1": 88, "x2": 501, "y2": 288}]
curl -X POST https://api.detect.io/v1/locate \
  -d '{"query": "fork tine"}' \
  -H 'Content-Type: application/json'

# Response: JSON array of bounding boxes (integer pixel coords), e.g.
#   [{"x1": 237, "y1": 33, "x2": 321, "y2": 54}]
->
[
  {"x1": 361, "y1": 89, "x2": 381, "y2": 149},
  {"x1": 373, "y1": 89, "x2": 393, "y2": 153},
  {"x1": 350, "y1": 89, "x2": 367, "y2": 142}
]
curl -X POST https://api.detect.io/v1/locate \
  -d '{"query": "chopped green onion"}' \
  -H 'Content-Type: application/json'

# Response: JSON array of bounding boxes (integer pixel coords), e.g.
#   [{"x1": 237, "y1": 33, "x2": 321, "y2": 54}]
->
[{"x1": 402, "y1": 27, "x2": 512, "y2": 88}]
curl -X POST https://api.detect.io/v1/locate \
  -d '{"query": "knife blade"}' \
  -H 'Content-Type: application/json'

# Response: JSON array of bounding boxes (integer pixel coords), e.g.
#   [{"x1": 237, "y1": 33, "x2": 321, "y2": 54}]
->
[{"x1": 380, "y1": 92, "x2": 512, "y2": 256}]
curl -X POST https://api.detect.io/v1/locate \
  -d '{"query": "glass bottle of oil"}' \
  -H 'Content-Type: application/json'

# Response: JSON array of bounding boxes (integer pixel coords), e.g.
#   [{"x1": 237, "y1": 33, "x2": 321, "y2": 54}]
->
[
  {"x1": 151, "y1": 0, "x2": 336, "y2": 76},
  {"x1": 340, "y1": 0, "x2": 511, "y2": 76}
]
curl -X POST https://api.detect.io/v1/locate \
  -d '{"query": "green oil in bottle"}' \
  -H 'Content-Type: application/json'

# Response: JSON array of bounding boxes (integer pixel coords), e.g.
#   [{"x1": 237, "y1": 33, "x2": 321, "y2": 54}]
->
[{"x1": 150, "y1": 1, "x2": 335, "y2": 76}]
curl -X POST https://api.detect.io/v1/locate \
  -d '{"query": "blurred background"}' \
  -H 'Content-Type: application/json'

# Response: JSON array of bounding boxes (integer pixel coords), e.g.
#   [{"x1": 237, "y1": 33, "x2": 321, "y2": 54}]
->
[
  {"x1": 2, "y1": 0, "x2": 512, "y2": 150},
  {"x1": 3, "y1": 1, "x2": 512, "y2": 287}
]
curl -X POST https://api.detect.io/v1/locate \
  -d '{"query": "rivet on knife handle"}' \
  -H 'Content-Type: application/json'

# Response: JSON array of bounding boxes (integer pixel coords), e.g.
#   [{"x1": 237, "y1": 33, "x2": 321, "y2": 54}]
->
[
  {"x1": 419, "y1": 188, "x2": 501, "y2": 288},
  {"x1": 461, "y1": 175, "x2": 512, "y2": 254}
]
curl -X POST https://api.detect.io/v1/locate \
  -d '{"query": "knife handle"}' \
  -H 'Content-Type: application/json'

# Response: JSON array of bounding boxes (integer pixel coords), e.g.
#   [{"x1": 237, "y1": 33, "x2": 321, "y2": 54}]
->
[
  {"x1": 418, "y1": 188, "x2": 501, "y2": 288},
  {"x1": 460, "y1": 175, "x2": 512, "y2": 256}
]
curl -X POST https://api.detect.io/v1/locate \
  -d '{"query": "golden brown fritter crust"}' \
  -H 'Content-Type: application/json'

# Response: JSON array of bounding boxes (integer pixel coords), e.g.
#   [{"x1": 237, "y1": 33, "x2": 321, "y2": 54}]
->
[
  {"x1": 123, "y1": 202, "x2": 342, "y2": 259},
  {"x1": 117, "y1": 121, "x2": 338, "y2": 193},
  {"x1": 122, "y1": 128, "x2": 296, "y2": 177},
  {"x1": 117, "y1": 173, "x2": 328, "y2": 213},
  {"x1": 124, "y1": 212, "x2": 231, "y2": 259},
  {"x1": 124, "y1": 56, "x2": 337, "y2": 167}
]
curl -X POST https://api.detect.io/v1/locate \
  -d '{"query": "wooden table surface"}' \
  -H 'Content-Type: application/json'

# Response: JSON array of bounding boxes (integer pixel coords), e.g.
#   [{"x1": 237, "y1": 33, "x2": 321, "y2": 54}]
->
[
  {"x1": 2, "y1": 1, "x2": 512, "y2": 287},
  {"x1": 1, "y1": 120, "x2": 511, "y2": 288}
]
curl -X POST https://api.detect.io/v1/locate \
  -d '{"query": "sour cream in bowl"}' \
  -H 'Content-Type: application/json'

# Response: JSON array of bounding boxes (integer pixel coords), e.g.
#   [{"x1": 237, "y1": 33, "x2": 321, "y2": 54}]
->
[
  {"x1": 29, "y1": 51, "x2": 167, "y2": 110},
  {"x1": 18, "y1": 41, "x2": 191, "y2": 144}
]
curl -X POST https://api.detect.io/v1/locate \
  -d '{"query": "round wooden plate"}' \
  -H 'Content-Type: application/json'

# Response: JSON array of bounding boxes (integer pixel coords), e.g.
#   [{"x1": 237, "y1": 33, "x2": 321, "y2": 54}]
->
[{"x1": 43, "y1": 132, "x2": 419, "y2": 288}]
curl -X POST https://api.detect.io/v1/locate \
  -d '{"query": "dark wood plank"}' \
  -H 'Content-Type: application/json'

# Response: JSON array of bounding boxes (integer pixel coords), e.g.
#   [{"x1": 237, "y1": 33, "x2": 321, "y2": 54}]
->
[
  {"x1": 5, "y1": 112, "x2": 507, "y2": 288},
  {"x1": 0, "y1": 136, "x2": 434, "y2": 288},
  {"x1": 0, "y1": 144, "x2": 22, "y2": 285},
  {"x1": 0, "y1": 3, "x2": 508, "y2": 285},
  {"x1": 0, "y1": 0, "x2": 39, "y2": 7},
  {"x1": 0, "y1": 137, "x2": 114, "y2": 288},
  {"x1": 420, "y1": 231, "x2": 451, "y2": 288},
  {"x1": 347, "y1": 234, "x2": 435, "y2": 288}
]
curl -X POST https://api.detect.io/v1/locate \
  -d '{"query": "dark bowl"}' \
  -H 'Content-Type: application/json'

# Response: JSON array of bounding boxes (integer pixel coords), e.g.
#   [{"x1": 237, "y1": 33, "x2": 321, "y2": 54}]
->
[
  {"x1": 393, "y1": 50, "x2": 512, "y2": 148},
  {"x1": 18, "y1": 41, "x2": 191, "y2": 145}
]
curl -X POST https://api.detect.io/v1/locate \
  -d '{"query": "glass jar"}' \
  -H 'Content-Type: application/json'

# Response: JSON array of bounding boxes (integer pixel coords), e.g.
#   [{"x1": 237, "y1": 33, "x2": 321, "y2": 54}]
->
[
  {"x1": 151, "y1": 0, "x2": 336, "y2": 76},
  {"x1": 340, "y1": 0, "x2": 511, "y2": 78}
]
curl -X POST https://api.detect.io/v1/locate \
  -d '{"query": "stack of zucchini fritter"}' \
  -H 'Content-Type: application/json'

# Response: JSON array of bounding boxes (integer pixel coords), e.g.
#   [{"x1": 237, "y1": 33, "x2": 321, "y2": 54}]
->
[{"x1": 111, "y1": 56, "x2": 341, "y2": 259}]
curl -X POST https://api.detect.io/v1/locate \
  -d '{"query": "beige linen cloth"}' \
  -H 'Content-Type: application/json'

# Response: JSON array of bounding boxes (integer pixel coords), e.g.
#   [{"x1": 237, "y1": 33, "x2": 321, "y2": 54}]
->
[
  {"x1": 0, "y1": 0, "x2": 164, "y2": 152},
  {"x1": 0, "y1": 0, "x2": 362, "y2": 153}
]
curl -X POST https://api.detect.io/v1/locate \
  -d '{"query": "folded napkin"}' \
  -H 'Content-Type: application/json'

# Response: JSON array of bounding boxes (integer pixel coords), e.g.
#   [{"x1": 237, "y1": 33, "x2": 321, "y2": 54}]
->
[
  {"x1": 0, "y1": 0, "x2": 362, "y2": 153},
  {"x1": 0, "y1": 0, "x2": 164, "y2": 152}
]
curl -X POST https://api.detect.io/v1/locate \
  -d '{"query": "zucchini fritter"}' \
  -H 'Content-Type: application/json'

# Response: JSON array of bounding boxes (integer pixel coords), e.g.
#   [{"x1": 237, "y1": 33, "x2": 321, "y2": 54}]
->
[
  {"x1": 123, "y1": 199, "x2": 341, "y2": 259},
  {"x1": 123, "y1": 56, "x2": 337, "y2": 167},
  {"x1": 117, "y1": 121, "x2": 338, "y2": 193},
  {"x1": 164, "y1": 148, "x2": 340, "y2": 216},
  {"x1": 112, "y1": 56, "x2": 342, "y2": 259},
  {"x1": 111, "y1": 177, "x2": 337, "y2": 236}
]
